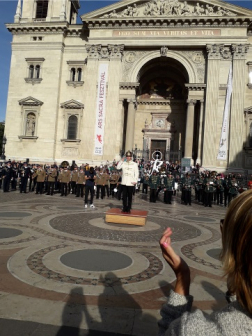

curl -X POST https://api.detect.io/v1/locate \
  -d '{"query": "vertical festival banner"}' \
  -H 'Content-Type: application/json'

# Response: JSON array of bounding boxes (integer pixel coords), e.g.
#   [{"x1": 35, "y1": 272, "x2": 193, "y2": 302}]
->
[
  {"x1": 217, "y1": 64, "x2": 233, "y2": 161},
  {"x1": 94, "y1": 63, "x2": 108, "y2": 156}
]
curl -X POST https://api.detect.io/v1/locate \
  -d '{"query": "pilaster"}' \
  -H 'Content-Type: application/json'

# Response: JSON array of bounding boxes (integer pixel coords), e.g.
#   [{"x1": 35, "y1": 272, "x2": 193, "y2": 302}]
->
[
  {"x1": 184, "y1": 99, "x2": 196, "y2": 161},
  {"x1": 196, "y1": 99, "x2": 205, "y2": 165},
  {"x1": 202, "y1": 44, "x2": 221, "y2": 167},
  {"x1": 125, "y1": 99, "x2": 137, "y2": 152},
  {"x1": 229, "y1": 44, "x2": 249, "y2": 168}
]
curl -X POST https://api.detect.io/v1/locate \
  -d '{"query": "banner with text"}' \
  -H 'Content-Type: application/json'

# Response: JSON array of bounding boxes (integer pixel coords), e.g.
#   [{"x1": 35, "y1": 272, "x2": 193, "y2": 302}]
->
[
  {"x1": 217, "y1": 64, "x2": 233, "y2": 161},
  {"x1": 94, "y1": 63, "x2": 108, "y2": 156}
]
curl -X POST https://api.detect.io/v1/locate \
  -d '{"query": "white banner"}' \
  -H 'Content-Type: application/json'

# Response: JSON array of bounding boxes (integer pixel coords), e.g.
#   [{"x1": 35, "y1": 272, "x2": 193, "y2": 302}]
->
[
  {"x1": 94, "y1": 63, "x2": 108, "y2": 156},
  {"x1": 217, "y1": 64, "x2": 233, "y2": 161}
]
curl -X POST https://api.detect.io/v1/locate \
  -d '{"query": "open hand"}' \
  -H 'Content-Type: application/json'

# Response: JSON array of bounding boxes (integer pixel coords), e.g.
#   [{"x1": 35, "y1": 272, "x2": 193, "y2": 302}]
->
[{"x1": 160, "y1": 227, "x2": 190, "y2": 295}]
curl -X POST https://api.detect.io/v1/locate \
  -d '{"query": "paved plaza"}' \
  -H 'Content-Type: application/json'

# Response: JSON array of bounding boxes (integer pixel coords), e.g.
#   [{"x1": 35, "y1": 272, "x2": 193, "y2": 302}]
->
[{"x1": 0, "y1": 190, "x2": 227, "y2": 335}]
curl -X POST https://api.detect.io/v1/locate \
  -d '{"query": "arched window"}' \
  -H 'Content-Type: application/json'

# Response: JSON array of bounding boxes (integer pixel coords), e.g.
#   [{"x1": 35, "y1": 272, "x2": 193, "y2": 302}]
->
[
  {"x1": 29, "y1": 65, "x2": 34, "y2": 79},
  {"x1": 25, "y1": 112, "x2": 36, "y2": 136},
  {"x1": 35, "y1": 65, "x2": 40, "y2": 79},
  {"x1": 67, "y1": 115, "x2": 78, "y2": 140},
  {"x1": 77, "y1": 68, "x2": 82, "y2": 82},
  {"x1": 70, "y1": 68, "x2": 76, "y2": 81}
]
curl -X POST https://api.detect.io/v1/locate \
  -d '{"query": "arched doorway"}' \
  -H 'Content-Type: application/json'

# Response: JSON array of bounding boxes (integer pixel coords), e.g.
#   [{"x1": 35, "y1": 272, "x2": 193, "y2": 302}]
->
[{"x1": 134, "y1": 57, "x2": 191, "y2": 162}]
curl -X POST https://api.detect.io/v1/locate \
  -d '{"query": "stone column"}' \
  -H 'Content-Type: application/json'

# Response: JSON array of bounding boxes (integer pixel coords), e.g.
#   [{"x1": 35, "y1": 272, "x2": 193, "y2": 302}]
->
[
  {"x1": 202, "y1": 44, "x2": 222, "y2": 168},
  {"x1": 229, "y1": 44, "x2": 249, "y2": 168},
  {"x1": 196, "y1": 99, "x2": 205, "y2": 165},
  {"x1": 184, "y1": 99, "x2": 196, "y2": 160},
  {"x1": 125, "y1": 99, "x2": 136, "y2": 152}
]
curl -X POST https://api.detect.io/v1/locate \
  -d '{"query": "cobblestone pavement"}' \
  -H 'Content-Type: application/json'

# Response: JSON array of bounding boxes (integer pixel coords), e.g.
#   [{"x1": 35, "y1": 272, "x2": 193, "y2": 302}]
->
[{"x1": 0, "y1": 189, "x2": 227, "y2": 336}]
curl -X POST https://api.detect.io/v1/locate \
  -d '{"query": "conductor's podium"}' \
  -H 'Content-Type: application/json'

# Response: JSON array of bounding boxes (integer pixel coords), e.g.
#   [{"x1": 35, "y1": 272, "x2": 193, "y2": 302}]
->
[{"x1": 105, "y1": 208, "x2": 148, "y2": 226}]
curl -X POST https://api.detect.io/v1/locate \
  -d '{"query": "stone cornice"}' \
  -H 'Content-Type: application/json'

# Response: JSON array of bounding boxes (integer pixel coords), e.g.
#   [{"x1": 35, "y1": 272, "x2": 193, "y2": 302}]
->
[
  {"x1": 137, "y1": 99, "x2": 184, "y2": 106},
  {"x1": 19, "y1": 96, "x2": 43, "y2": 106},
  {"x1": 120, "y1": 82, "x2": 140, "y2": 89},
  {"x1": 6, "y1": 22, "x2": 69, "y2": 34},
  {"x1": 61, "y1": 139, "x2": 81, "y2": 143},
  {"x1": 60, "y1": 99, "x2": 84, "y2": 109},
  {"x1": 185, "y1": 84, "x2": 206, "y2": 91},
  {"x1": 84, "y1": 17, "x2": 252, "y2": 29}
]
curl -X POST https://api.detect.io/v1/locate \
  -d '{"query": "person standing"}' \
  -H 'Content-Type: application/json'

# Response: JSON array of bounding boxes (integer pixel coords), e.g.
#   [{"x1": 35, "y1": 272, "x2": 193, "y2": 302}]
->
[
  {"x1": 76, "y1": 168, "x2": 85, "y2": 197},
  {"x1": 33, "y1": 165, "x2": 46, "y2": 194},
  {"x1": 2, "y1": 162, "x2": 13, "y2": 192},
  {"x1": 84, "y1": 166, "x2": 96, "y2": 208},
  {"x1": 148, "y1": 171, "x2": 161, "y2": 203},
  {"x1": 47, "y1": 166, "x2": 57, "y2": 196},
  {"x1": 116, "y1": 151, "x2": 138, "y2": 213},
  {"x1": 70, "y1": 166, "x2": 78, "y2": 195},
  {"x1": 164, "y1": 172, "x2": 174, "y2": 204},
  {"x1": 59, "y1": 167, "x2": 71, "y2": 196}
]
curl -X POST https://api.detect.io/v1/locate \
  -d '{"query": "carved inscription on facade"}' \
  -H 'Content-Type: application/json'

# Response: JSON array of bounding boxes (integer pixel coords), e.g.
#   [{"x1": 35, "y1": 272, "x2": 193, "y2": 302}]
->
[
  {"x1": 62, "y1": 148, "x2": 78, "y2": 157},
  {"x1": 113, "y1": 30, "x2": 221, "y2": 37}
]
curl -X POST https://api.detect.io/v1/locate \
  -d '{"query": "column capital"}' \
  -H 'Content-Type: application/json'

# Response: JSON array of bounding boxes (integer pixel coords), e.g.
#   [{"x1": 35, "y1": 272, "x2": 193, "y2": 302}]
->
[
  {"x1": 127, "y1": 99, "x2": 137, "y2": 108},
  {"x1": 108, "y1": 44, "x2": 124, "y2": 60},
  {"x1": 187, "y1": 99, "x2": 197, "y2": 106},
  {"x1": 200, "y1": 99, "x2": 205, "y2": 104},
  {"x1": 206, "y1": 44, "x2": 222, "y2": 59},
  {"x1": 86, "y1": 44, "x2": 124, "y2": 60},
  {"x1": 231, "y1": 44, "x2": 250, "y2": 60}
]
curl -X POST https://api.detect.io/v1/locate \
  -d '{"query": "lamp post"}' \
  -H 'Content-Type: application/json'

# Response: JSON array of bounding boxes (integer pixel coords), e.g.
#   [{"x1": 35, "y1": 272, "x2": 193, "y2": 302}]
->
[{"x1": 1, "y1": 135, "x2": 6, "y2": 161}]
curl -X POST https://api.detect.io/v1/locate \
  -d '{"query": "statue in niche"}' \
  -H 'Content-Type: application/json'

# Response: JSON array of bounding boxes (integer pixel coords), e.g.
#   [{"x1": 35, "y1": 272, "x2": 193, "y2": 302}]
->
[{"x1": 26, "y1": 113, "x2": 36, "y2": 136}]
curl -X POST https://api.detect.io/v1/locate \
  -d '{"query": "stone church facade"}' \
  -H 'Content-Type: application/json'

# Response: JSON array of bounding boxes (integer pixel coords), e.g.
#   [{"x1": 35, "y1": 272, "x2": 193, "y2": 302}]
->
[{"x1": 4, "y1": 0, "x2": 252, "y2": 171}]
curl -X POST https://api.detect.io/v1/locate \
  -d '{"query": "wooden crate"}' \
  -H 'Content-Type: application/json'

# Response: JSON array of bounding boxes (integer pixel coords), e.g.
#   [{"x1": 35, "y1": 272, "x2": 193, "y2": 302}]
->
[{"x1": 105, "y1": 208, "x2": 148, "y2": 226}]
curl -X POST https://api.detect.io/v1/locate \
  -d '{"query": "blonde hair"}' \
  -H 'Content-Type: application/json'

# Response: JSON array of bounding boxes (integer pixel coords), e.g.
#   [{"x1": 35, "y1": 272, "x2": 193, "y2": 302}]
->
[{"x1": 221, "y1": 189, "x2": 252, "y2": 314}]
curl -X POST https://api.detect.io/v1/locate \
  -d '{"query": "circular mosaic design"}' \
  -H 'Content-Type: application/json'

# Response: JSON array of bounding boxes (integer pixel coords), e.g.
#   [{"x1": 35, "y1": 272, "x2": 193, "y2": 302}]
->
[
  {"x1": 0, "y1": 228, "x2": 23, "y2": 239},
  {"x1": 184, "y1": 216, "x2": 216, "y2": 223},
  {"x1": 60, "y1": 249, "x2": 132, "y2": 271},
  {"x1": 206, "y1": 248, "x2": 222, "y2": 261},
  {"x1": 50, "y1": 213, "x2": 201, "y2": 242},
  {"x1": 0, "y1": 212, "x2": 32, "y2": 218}
]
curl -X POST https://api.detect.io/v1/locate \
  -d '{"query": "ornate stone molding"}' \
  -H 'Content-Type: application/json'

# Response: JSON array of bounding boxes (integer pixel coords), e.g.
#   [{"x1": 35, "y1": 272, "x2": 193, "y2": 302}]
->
[
  {"x1": 86, "y1": 44, "x2": 124, "y2": 60},
  {"x1": 244, "y1": 106, "x2": 252, "y2": 114},
  {"x1": 66, "y1": 81, "x2": 84, "y2": 88},
  {"x1": 231, "y1": 44, "x2": 250, "y2": 59},
  {"x1": 19, "y1": 96, "x2": 43, "y2": 106},
  {"x1": 108, "y1": 44, "x2": 124, "y2": 59},
  {"x1": 160, "y1": 46, "x2": 168, "y2": 57},
  {"x1": 101, "y1": 1, "x2": 238, "y2": 19},
  {"x1": 127, "y1": 98, "x2": 137, "y2": 109},
  {"x1": 24, "y1": 78, "x2": 43, "y2": 85},
  {"x1": 120, "y1": 82, "x2": 139, "y2": 90},
  {"x1": 185, "y1": 84, "x2": 206, "y2": 91},
  {"x1": 60, "y1": 99, "x2": 84, "y2": 109},
  {"x1": 220, "y1": 45, "x2": 232, "y2": 60},
  {"x1": 206, "y1": 44, "x2": 222, "y2": 59},
  {"x1": 187, "y1": 99, "x2": 197, "y2": 106}
]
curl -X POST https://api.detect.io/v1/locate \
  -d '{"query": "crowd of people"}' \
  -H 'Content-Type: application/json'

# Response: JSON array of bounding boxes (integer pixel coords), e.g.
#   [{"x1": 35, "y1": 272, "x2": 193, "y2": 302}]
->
[{"x1": 0, "y1": 159, "x2": 251, "y2": 209}]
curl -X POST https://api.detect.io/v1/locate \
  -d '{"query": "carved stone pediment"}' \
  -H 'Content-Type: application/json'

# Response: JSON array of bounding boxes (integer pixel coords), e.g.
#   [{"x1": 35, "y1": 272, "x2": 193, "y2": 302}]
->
[
  {"x1": 81, "y1": 0, "x2": 252, "y2": 21},
  {"x1": 60, "y1": 99, "x2": 84, "y2": 109},
  {"x1": 19, "y1": 96, "x2": 43, "y2": 106}
]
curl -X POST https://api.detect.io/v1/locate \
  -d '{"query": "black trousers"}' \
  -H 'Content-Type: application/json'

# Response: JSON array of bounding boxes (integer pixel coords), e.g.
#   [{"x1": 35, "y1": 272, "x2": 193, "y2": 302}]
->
[
  {"x1": 142, "y1": 183, "x2": 148, "y2": 194},
  {"x1": 20, "y1": 177, "x2": 28, "y2": 193},
  {"x1": 36, "y1": 182, "x2": 44, "y2": 194},
  {"x1": 96, "y1": 185, "x2": 105, "y2": 199},
  {"x1": 122, "y1": 185, "x2": 134, "y2": 211},
  {"x1": 47, "y1": 181, "x2": 55, "y2": 195},
  {"x1": 110, "y1": 184, "x2": 116, "y2": 197},
  {"x1": 85, "y1": 185, "x2": 94, "y2": 205},
  {"x1": 164, "y1": 190, "x2": 173, "y2": 204},
  {"x1": 71, "y1": 181, "x2": 77, "y2": 195},
  {"x1": 150, "y1": 189, "x2": 157, "y2": 203},
  {"x1": 3, "y1": 178, "x2": 11, "y2": 192},
  {"x1": 182, "y1": 189, "x2": 191, "y2": 205},
  {"x1": 216, "y1": 190, "x2": 223, "y2": 205},
  {"x1": 61, "y1": 183, "x2": 68, "y2": 196},
  {"x1": 76, "y1": 184, "x2": 84, "y2": 197}
]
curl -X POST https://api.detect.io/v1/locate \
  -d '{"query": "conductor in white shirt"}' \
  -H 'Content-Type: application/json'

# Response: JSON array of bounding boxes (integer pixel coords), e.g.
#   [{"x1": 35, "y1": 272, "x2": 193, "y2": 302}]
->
[{"x1": 116, "y1": 150, "x2": 139, "y2": 213}]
